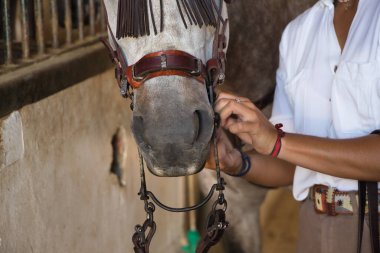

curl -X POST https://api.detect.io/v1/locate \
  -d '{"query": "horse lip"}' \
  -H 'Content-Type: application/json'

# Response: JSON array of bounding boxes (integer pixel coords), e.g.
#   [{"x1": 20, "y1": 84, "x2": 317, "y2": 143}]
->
[
  {"x1": 149, "y1": 165, "x2": 201, "y2": 177},
  {"x1": 136, "y1": 142, "x2": 210, "y2": 177}
]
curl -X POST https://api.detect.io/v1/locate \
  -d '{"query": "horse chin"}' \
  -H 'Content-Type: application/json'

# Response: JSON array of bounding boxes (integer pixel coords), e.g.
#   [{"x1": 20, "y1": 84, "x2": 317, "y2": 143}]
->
[{"x1": 136, "y1": 141, "x2": 211, "y2": 177}]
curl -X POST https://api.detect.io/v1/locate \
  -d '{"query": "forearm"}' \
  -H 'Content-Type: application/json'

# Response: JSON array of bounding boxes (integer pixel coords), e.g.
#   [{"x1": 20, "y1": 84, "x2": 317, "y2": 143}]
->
[
  {"x1": 240, "y1": 151, "x2": 295, "y2": 187},
  {"x1": 279, "y1": 133, "x2": 380, "y2": 181}
]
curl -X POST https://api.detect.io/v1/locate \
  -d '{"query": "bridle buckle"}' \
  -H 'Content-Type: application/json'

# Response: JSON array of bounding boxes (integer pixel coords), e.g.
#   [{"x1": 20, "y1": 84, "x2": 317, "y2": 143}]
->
[
  {"x1": 160, "y1": 54, "x2": 167, "y2": 69},
  {"x1": 190, "y1": 59, "x2": 202, "y2": 76}
]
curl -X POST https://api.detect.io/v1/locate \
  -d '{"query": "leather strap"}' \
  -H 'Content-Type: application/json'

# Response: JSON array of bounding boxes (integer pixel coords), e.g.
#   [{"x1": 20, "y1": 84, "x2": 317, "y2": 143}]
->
[
  {"x1": 196, "y1": 209, "x2": 228, "y2": 253},
  {"x1": 357, "y1": 130, "x2": 380, "y2": 253},
  {"x1": 357, "y1": 181, "x2": 379, "y2": 253},
  {"x1": 368, "y1": 182, "x2": 379, "y2": 253},
  {"x1": 101, "y1": 0, "x2": 128, "y2": 90},
  {"x1": 358, "y1": 181, "x2": 367, "y2": 253},
  {"x1": 126, "y1": 50, "x2": 208, "y2": 88}
]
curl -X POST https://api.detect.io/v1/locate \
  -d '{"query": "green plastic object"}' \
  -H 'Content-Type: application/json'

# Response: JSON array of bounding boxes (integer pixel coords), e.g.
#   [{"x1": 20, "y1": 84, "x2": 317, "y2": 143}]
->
[{"x1": 181, "y1": 229, "x2": 201, "y2": 253}]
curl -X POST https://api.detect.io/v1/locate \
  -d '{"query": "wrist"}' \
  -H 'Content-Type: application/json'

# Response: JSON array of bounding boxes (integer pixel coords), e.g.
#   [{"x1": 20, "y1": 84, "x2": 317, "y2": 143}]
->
[
  {"x1": 228, "y1": 159, "x2": 243, "y2": 175},
  {"x1": 269, "y1": 123, "x2": 285, "y2": 158},
  {"x1": 226, "y1": 152, "x2": 251, "y2": 177}
]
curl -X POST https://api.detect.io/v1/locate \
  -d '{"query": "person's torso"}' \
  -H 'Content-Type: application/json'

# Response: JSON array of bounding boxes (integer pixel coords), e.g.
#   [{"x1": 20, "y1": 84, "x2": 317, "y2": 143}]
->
[{"x1": 281, "y1": 0, "x2": 380, "y2": 200}]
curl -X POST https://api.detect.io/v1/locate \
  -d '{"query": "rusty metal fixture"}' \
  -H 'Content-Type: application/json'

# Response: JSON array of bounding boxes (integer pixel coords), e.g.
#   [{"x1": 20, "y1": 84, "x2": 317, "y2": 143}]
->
[
  {"x1": 77, "y1": 0, "x2": 84, "y2": 40},
  {"x1": 51, "y1": 0, "x2": 59, "y2": 49},
  {"x1": 100, "y1": 1, "x2": 106, "y2": 32},
  {"x1": 3, "y1": 0, "x2": 12, "y2": 65},
  {"x1": 34, "y1": 0, "x2": 45, "y2": 55},
  {"x1": 110, "y1": 127, "x2": 128, "y2": 187},
  {"x1": 21, "y1": 0, "x2": 31, "y2": 59},
  {"x1": 0, "y1": 0, "x2": 107, "y2": 72},
  {"x1": 89, "y1": 0, "x2": 96, "y2": 36},
  {"x1": 64, "y1": 0, "x2": 72, "y2": 45}
]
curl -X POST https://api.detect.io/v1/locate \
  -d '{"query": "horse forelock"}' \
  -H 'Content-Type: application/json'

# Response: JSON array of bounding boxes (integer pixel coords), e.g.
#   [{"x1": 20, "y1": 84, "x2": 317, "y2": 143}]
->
[{"x1": 104, "y1": 0, "x2": 228, "y2": 65}]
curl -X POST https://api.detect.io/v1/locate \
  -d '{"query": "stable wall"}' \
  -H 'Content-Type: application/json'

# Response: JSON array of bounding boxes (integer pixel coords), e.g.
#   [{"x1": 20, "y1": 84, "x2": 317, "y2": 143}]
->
[{"x1": 0, "y1": 69, "x2": 186, "y2": 253}]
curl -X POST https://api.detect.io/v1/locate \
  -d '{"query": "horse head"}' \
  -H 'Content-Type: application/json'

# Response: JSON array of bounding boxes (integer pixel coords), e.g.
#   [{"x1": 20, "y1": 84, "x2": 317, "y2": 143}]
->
[{"x1": 103, "y1": 0, "x2": 228, "y2": 177}]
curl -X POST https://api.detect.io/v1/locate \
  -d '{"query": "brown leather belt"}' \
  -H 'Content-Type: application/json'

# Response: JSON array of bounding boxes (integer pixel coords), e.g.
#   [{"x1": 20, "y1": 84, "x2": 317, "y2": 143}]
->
[{"x1": 310, "y1": 185, "x2": 380, "y2": 216}]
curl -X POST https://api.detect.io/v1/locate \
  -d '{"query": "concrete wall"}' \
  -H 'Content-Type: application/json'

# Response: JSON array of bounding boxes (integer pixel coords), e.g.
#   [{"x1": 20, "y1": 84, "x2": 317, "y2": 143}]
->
[{"x1": 0, "y1": 69, "x2": 186, "y2": 253}]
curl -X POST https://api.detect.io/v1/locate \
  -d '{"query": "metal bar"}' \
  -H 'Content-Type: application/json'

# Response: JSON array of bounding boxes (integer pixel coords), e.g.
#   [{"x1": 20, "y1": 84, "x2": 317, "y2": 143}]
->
[
  {"x1": 3, "y1": 0, "x2": 12, "y2": 65},
  {"x1": 65, "y1": 0, "x2": 72, "y2": 45},
  {"x1": 21, "y1": 0, "x2": 30, "y2": 59},
  {"x1": 34, "y1": 0, "x2": 45, "y2": 55},
  {"x1": 77, "y1": 0, "x2": 84, "y2": 40},
  {"x1": 100, "y1": 0, "x2": 106, "y2": 32},
  {"x1": 50, "y1": 0, "x2": 59, "y2": 49},
  {"x1": 89, "y1": 0, "x2": 96, "y2": 36}
]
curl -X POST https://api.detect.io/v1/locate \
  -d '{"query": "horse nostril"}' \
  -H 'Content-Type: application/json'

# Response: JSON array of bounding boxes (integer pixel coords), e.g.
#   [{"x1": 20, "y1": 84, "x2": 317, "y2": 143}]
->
[{"x1": 192, "y1": 110, "x2": 202, "y2": 144}]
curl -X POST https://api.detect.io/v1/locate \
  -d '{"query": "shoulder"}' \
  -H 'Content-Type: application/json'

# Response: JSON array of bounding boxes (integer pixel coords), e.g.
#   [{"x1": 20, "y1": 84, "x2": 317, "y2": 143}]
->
[
  {"x1": 280, "y1": 1, "x2": 328, "y2": 53},
  {"x1": 278, "y1": 1, "x2": 331, "y2": 77}
]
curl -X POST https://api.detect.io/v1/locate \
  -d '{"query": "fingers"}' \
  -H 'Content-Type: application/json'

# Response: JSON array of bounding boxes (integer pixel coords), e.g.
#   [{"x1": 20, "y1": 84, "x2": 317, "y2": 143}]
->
[
  {"x1": 217, "y1": 92, "x2": 246, "y2": 101},
  {"x1": 216, "y1": 92, "x2": 257, "y2": 110},
  {"x1": 227, "y1": 121, "x2": 258, "y2": 135},
  {"x1": 205, "y1": 129, "x2": 242, "y2": 171},
  {"x1": 215, "y1": 97, "x2": 256, "y2": 112},
  {"x1": 217, "y1": 101, "x2": 258, "y2": 127},
  {"x1": 215, "y1": 93, "x2": 258, "y2": 128},
  {"x1": 225, "y1": 121, "x2": 256, "y2": 145}
]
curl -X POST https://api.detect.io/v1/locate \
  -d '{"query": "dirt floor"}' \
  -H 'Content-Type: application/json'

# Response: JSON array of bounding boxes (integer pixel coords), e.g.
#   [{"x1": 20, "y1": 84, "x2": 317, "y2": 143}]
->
[{"x1": 260, "y1": 188, "x2": 300, "y2": 253}]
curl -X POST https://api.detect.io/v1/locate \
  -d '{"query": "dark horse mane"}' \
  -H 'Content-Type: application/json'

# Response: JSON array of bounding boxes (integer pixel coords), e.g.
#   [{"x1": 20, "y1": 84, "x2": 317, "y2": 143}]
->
[{"x1": 116, "y1": 0, "x2": 218, "y2": 39}]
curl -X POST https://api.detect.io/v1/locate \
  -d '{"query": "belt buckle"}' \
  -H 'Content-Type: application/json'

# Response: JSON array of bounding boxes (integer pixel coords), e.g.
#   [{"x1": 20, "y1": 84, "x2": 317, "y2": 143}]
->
[{"x1": 313, "y1": 185, "x2": 327, "y2": 214}]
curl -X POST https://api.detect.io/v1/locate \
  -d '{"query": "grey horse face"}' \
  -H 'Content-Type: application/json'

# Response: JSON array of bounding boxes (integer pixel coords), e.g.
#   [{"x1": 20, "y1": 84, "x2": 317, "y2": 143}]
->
[{"x1": 131, "y1": 75, "x2": 214, "y2": 177}]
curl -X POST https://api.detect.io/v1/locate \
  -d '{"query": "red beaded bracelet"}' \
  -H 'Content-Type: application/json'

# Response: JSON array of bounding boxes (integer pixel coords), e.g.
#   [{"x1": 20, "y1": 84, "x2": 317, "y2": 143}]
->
[{"x1": 270, "y1": 123, "x2": 285, "y2": 158}]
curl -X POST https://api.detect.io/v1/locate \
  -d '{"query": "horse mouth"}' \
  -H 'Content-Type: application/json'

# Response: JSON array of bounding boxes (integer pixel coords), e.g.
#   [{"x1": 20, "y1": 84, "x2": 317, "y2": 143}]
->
[
  {"x1": 151, "y1": 165, "x2": 199, "y2": 177},
  {"x1": 136, "y1": 140, "x2": 211, "y2": 177}
]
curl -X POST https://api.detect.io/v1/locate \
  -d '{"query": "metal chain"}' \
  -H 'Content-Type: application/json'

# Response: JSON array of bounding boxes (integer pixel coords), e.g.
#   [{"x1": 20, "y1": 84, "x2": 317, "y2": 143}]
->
[
  {"x1": 132, "y1": 152, "x2": 156, "y2": 253},
  {"x1": 132, "y1": 206, "x2": 156, "y2": 253},
  {"x1": 133, "y1": 125, "x2": 228, "y2": 252}
]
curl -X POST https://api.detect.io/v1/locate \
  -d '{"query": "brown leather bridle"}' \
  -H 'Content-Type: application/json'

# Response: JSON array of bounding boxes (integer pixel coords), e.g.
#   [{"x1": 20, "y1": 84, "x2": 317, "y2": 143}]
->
[
  {"x1": 101, "y1": 0, "x2": 228, "y2": 103},
  {"x1": 126, "y1": 50, "x2": 208, "y2": 88}
]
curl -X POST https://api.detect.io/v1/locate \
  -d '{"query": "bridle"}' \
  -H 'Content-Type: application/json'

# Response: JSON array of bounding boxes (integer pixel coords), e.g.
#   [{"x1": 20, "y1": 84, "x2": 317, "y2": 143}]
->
[
  {"x1": 102, "y1": 0, "x2": 229, "y2": 101},
  {"x1": 101, "y1": 1, "x2": 231, "y2": 252}
]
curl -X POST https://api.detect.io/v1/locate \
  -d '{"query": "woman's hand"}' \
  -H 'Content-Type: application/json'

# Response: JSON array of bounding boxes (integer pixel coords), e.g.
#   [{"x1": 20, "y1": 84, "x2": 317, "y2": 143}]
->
[
  {"x1": 205, "y1": 129, "x2": 242, "y2": 175},
  {"x1": 215, "y1": 92, "x2": 278, "y2": 155}
]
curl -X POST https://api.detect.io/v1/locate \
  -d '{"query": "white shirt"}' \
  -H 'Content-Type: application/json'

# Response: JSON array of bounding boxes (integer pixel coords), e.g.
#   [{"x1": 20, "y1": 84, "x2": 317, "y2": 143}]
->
[{"x1": 270, "y1": 0, "x2": 380, "y2": 201}]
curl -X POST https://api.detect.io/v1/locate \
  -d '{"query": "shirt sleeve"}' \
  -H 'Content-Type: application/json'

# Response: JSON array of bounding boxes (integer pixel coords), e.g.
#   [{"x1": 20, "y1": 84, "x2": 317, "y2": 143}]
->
[{"x1": 269, "y1": 32, "x2": 296, "y2": 134}]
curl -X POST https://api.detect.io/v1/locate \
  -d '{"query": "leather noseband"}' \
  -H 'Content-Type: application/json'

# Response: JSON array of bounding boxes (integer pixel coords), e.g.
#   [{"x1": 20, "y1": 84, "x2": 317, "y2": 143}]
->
[{"x1": 126, "y1": 50, "x2": 208, "y2": 88}]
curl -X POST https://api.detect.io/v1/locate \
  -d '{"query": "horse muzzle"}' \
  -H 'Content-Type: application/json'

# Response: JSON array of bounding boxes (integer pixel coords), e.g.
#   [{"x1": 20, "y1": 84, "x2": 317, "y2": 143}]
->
[{"x1": 131, "y1": 76, "x2": 214, "y2": 177}]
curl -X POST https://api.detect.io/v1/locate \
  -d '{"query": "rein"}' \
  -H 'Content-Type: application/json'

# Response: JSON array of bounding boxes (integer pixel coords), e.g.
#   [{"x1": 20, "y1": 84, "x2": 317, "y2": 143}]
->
[{"x1": 101, "y1": 1, "x2": 231, "y2": 252}]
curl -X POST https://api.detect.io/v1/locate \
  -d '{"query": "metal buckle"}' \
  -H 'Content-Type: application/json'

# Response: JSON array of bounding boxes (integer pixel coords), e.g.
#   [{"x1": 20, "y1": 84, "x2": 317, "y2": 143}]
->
[
  {"x1": 190, "y1": 59, "x2": 202, "y2": 76},
  {"x1": 217, "y1": 72, "x2": 225, "y2": 84},
  {"x1": 120, "y1": 80, "x2": 129, "y2": 97},
  {"x1": 160, "y1": 54, "x2": 167, "y2": 69}
]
